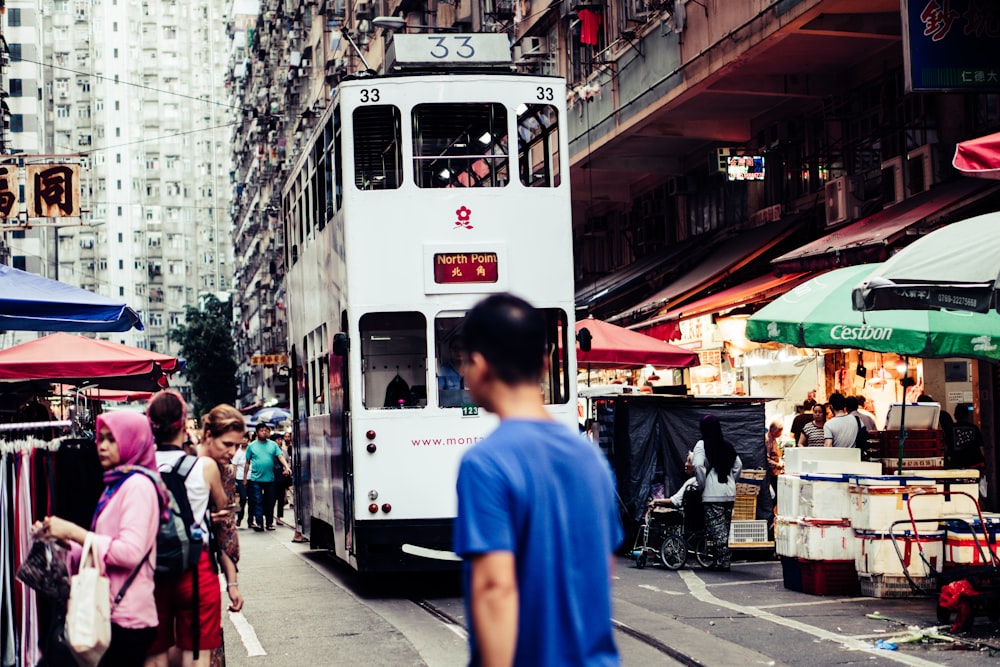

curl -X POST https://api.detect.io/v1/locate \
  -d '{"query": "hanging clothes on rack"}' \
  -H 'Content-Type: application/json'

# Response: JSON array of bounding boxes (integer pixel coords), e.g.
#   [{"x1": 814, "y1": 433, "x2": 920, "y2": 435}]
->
[{"x1": 2, "y1": 448, "x2": 18, "y2": 667}]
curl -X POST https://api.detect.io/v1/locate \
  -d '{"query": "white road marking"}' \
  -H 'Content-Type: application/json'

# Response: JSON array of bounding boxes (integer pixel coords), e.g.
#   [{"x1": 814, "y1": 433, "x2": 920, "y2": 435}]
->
[
  {"x1": 679, "y1": 570, "x2": 944, "y2": 667},
  {"x1": 708, "y1": 578, "x2": 784, "y2": 587},
  {"x1": 638, "y1": 584, "x2": 685, "y2": 595},
  {"x1": 228, "y1": 611, "x2": 267, "y2": 657}
]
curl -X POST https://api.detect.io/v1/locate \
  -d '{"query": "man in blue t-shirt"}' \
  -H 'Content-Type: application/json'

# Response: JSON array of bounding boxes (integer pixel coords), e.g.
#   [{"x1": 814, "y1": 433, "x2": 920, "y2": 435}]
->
[
  {"x1": 244, "y1": 423, "x2": 291, "y2": 531},
  {"x1": 453, "y1": 294, "x2": 623, "y2": 666}
]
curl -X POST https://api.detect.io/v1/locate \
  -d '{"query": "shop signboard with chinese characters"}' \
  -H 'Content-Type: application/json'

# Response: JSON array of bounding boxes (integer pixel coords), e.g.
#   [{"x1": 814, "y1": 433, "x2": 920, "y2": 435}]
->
[
  {"x1": 902, "y1": 0, "x2": 1000, "y2": 92},
  {"x1": 0, "y1": 165, "x2": 20, "y2": 219},
  {"x1": 26, "y1": 164, "x2": 81, "y2": 218},
  {"x1": 252, "y1": 353, "x2": 289, "y2": 366}
]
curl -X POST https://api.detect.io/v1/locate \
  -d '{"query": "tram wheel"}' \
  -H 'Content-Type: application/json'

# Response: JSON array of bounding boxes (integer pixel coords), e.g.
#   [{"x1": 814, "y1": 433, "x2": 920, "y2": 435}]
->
[{"x1": 659, "y1": 534, "x2": 687, "y2": 570}]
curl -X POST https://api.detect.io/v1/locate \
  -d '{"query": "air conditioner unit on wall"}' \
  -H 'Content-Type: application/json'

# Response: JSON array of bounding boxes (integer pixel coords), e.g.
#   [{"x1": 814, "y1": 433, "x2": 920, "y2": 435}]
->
[
  {"x1": 520, "y1": 36, "x2": 543, "y2": 56},
  {"x1": 881, "y1": 156, "x2": 904, "y2": 207},
  {"x1": 825, "y1": 175, "x2": 861, "y2": 227},
  {"x1": 353, "y1": 0, "x2": 372, "y2": 19},
  {"x1": 907, "y1": 143, "x2": 939, "y2": 196}
]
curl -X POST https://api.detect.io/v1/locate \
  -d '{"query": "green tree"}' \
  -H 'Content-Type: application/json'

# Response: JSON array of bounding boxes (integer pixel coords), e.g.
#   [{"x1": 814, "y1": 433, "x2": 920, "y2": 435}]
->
[{"x1": 168, "y1": 293, "x2": 237, "y2": 414}]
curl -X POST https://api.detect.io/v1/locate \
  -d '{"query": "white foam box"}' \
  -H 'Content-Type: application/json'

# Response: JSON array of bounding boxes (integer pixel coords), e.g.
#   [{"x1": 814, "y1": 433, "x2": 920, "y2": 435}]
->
[
  {"x1": 944, "y1": 514, "x2": 1000, "y2": 567},
  {"x1": 799, "y1": 519, "x2": 855, "y2": 561},
  {"x1": 775, "y1": 518, "x2": 801, "y2": 558},
  {"x1": 916, "y1": 470, "x2": 980, "y2": 516},
  {"x1": 784, "y1": 447, "x2": 861, "y2": 474},
  {"x1": 799, "y1": 474, "x2": 852, "y2": 521},
  {"x1": 776, "y1": 474, "x2": 801, "y2": 518},
  {"x1": 848, "y1": 476, "x2": 942, "y2": 532},
  {"x1": 855, "y1": 529, "x2": 944, "y2": 577},
  {"x1": 799, "y1": 460, "x2": 883, "y2": 476}
]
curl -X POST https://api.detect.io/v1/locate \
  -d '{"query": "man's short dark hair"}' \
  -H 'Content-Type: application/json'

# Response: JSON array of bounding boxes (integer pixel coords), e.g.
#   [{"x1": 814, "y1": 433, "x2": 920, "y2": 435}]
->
[
  {"x1": 845, "y1": 396, "x2": 859, "y2": 413},
  {"x1": 801, "y1": 398, "x2": 816, "y2": 411},
  {"x1": 255, "y1": 423, "x2": 271, "y2": 433},
  {"x1": 462, "y1": 293, "x2": 546, "y2": 385},
  {"x1": 829, "y1": 392, "x2": 846, "y2": 412}
]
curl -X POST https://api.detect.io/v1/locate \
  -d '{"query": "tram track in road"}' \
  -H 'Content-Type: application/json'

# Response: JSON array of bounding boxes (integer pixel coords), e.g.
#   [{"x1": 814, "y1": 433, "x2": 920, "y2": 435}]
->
[{"x1": 410, "y1": 597, "x2": 705, "y2": 666}]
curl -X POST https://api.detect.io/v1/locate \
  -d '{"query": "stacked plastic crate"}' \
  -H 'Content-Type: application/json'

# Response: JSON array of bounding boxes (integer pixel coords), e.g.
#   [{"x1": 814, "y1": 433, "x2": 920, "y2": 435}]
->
[{"x1": 729, "y1": 469, "x2": 770, "y2": 547}]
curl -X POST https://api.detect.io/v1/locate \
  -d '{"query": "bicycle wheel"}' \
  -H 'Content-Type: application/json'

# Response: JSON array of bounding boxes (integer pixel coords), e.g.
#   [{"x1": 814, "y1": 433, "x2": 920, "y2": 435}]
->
[
  {"x1": 693, "y1": 533, "x2": 716, "y2": 569},
  {"x1": 659, "y1": 534, "x2": 687, "y2": 570}
]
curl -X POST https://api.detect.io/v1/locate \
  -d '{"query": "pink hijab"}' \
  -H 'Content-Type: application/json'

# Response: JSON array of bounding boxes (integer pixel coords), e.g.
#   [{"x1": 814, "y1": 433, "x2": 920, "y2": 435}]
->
[{"x1": 93, "y1": 411, "x2": 170, "y2": 523}]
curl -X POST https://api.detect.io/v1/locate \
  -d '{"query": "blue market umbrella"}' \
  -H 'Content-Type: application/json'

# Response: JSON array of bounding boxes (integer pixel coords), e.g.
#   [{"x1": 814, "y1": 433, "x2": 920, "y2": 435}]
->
[
  {"x1": 0, "y1": 264, "x2": 143, "y2": 332},
  {"x1": 250, "y1": 407, "x2": 291, "y2": 427}
]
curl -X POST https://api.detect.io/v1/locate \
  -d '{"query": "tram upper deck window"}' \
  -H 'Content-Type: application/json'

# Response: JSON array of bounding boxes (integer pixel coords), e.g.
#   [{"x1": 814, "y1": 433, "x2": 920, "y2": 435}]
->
[
  {"x1": 354, "y1": 106, "x2": 403, "y2": 190},
  {"x1": 412, "y1": 103, "x2": 508, "y2": 188},
  {"x1": 359, "y1": 312, "x2": 427, "y2": 410},
  {"x1": 517, "y1": 104, "x2": 560, "y2": 187}
]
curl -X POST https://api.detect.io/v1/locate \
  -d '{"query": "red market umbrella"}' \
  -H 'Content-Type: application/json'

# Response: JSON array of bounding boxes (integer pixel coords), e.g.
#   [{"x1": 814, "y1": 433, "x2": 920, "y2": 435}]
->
[
  {"x1": 0, "y1": 333, "x2": 179, "y2": 390},
  {"x1": 575, "y1": 317, "x2": 699, "y2": 369},
  {"x1": 953, "y1": 132, "x2": 1000, "y2": 180}
]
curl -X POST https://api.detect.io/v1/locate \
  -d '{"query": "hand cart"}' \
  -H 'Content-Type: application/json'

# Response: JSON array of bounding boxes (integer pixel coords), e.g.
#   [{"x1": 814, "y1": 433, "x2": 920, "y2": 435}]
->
[{"x1": 890, "y1": 491, "x2": 1000, "y2": 630}]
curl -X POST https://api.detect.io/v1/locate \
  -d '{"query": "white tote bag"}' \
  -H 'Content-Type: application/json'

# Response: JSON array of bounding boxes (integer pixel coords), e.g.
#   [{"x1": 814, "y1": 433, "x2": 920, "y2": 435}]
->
[{"x1": 66, "y1": 532, "x2": 111, "y2": 667}]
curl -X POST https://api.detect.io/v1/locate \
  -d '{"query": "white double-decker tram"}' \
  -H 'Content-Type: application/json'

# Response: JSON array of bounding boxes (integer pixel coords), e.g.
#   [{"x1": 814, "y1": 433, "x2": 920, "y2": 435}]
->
[{"x1": 282, "y1": 34, "x2": 577, "y2": 571}]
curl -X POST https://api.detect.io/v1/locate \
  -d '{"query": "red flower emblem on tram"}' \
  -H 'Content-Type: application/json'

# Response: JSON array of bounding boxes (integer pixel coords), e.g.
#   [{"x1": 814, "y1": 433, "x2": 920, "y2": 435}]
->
[{"x1": 454, "y1": 206, "x2": 473, "y2": 229}]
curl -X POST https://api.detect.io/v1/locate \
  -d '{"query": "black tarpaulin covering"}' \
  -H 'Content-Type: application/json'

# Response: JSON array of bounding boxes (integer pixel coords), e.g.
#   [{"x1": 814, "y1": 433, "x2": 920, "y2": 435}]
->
[{"x1": 598, "y1": 395, "x2": 770, "y2": 527}]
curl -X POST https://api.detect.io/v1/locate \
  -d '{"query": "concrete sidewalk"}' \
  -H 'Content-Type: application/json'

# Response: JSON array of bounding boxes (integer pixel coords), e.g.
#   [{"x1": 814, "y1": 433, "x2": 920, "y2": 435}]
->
[{"x1": 221, "y1": 522, "x2": 466, "y2": 666}]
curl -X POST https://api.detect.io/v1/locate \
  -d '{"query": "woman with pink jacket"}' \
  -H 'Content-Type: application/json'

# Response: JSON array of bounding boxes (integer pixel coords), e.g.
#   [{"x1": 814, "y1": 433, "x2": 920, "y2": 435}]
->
[{"x1": 35, "y1": 411, "x2": 168, "y2": 666}]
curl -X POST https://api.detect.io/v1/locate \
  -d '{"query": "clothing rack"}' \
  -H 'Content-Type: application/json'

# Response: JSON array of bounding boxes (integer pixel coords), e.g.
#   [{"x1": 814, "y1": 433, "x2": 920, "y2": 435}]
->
[{"x1": 0, "y1": 420, "x2": 72, "y2": 434}]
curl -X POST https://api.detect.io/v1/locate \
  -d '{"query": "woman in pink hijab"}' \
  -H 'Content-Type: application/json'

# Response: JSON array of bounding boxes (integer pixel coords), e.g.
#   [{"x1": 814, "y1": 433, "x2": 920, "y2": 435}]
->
[{"x1": 35, "y1": 410, "x2": 169, "y2": 667}]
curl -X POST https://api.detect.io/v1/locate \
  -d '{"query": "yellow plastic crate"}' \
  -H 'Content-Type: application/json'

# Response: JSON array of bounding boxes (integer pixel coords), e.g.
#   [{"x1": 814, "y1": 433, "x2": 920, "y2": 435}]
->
[{"x1": 733, "y1": 495, "x2": 757, "y2": 520}]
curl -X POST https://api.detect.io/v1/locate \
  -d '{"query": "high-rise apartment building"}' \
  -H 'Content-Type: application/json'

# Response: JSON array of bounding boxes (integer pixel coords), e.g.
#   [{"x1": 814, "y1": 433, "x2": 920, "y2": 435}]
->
[{"x1": 1, "y1": 0, "x2": 232, "y2": 373}]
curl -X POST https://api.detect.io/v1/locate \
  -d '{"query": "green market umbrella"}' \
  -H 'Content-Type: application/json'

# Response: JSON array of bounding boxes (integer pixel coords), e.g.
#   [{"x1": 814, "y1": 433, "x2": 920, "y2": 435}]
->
[{"x1": 747, "y1": 263, "x2": 1000, "y2": 363}]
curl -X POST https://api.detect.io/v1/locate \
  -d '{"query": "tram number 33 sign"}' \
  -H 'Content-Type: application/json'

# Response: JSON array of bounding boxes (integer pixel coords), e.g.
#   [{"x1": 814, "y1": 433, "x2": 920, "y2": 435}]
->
[{"x1": 390, "y1": 33, "x2": 512, "y2": 67}]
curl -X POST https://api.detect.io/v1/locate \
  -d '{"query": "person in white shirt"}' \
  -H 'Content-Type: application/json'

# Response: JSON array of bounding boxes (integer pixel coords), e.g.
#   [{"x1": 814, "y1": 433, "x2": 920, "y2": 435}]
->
[
  {"x1": 824, "y1": 393, "x2": 860, "y2": 448},
  {"x1": 232, "y1": 431, "x2": 250, "y2": 527}
]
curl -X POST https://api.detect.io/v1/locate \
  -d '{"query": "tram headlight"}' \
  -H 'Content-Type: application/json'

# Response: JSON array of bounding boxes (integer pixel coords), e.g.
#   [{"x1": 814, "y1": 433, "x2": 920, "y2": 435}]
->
[
  {"x1": 368, "y1": 489, "x2": 378, "y2": 501},
  {"x1": 368, "y1": 503, "x2": 379, "y2": 514}
]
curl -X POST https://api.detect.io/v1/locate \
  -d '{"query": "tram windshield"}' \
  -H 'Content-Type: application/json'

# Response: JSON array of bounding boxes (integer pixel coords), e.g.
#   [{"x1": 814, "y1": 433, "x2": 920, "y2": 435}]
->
[
  {"x1": 360, "y1": 312, "x2": 427, "y2": 409},
  {"x1": 412, "y1": 103, "x2": 509, "y2": 188}
]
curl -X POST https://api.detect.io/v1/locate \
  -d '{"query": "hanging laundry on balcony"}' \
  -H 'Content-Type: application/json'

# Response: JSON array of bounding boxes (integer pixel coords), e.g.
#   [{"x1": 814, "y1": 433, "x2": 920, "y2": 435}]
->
[{"x1": 578, "y1": 8, "x2": 602, "y2": 45}]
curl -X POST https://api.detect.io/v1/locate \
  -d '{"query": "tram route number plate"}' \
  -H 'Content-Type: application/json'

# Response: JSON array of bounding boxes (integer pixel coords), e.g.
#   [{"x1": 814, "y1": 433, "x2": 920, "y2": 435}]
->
[
  {"x1": 462, "y1": 404, "x2": 479, "y2": 417},
  {"x1": 387, "y1": 33, "x2": 512, "y2": 69}
]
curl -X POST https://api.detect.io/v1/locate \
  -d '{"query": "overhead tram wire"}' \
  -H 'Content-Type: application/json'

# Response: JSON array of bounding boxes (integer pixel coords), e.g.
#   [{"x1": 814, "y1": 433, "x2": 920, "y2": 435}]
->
[{"x1": 21, "y1": 56, "x2": 246, "y2": 114}]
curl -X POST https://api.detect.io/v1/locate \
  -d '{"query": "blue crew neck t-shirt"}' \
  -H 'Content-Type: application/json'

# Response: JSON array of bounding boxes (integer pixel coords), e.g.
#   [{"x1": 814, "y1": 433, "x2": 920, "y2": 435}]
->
[{"x1": 454, "y1": 419, "x2": 623, "y2": 666}]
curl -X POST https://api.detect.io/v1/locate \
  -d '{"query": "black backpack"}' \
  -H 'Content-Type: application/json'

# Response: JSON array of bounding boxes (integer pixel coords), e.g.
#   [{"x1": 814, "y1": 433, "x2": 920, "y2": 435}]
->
[
  {"x1": 853, "y1": 416, "x2": 870, "y2": 450},
  {"x1": 155, "y1": 455, "x2": 204, "y2": 577}
]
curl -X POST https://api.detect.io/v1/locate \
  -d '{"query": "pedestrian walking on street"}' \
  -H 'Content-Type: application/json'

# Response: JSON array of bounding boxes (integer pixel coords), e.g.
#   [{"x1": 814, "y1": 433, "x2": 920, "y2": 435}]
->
[
  {"x1": 453, "y1": 293, "x2": 623, "y2": 666},
  {"x1": 197, "y1": 404, "x2": 248, "y2": 667},
  {"x1": 231, "y1": 432, "x2": 250, "y2": 527},
  {"x1": 146, "y1": 391, "x2": 241, "y2": 667},
  {"x1": 244, "y1": 423, "x2": 291, "y2": 531},
  {"x1": 692, "y1": 414, "x2": 742, "y2": 571},
  {"x1": 34, "y1": 411, "x2": 167, "y2": 667}
]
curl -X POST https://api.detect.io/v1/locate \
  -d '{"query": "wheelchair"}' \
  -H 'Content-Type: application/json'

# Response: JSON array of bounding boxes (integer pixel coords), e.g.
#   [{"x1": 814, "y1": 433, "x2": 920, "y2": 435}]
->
[{"x1": 630, "y1": 485, "x2": 715, "y2": 570}]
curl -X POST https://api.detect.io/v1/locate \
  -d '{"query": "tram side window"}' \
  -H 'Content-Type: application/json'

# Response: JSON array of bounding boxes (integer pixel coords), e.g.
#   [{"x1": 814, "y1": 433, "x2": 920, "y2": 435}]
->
[
  {"x1": 413, "y1": 103, "x2": 508, "y2": 188},
  {"x1": 432, "y1": 309, "x2": 569, "y2": 407},
  {"x1": 434, "y1": 316, "x2": 472, "y2": 409},
  {"x1": 354, "y1": 106, "x2": 403, "y2": 190},
  {"x1": 360, "y1": 312, "x2": 427, "y2": 409},
  {"x1": 517, "y1": 104, "x2": 560, "y2": 187}
]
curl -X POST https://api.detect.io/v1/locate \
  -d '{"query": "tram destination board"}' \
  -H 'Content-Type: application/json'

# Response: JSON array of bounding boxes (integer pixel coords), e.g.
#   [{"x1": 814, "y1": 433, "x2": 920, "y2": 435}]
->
[
  {"x1": 433, "y1": 251, "x2": 499, "y2": 284},
  {"x1": 386, "y1": 33, "x2": 513, "y2": 71}
]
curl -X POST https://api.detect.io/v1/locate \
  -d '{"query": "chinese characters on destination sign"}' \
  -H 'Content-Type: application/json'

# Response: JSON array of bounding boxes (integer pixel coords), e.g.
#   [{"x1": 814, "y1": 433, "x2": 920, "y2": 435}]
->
[{"x1": 433, "y1": 252, "x2": 499, "y2": 284}]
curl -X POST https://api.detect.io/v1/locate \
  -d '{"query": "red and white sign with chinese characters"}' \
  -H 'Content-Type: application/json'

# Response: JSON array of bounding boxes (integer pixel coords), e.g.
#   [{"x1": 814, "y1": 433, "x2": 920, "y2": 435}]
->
[{"x1": 433, "y1": 252, "x2": 499, "y2": 284}]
